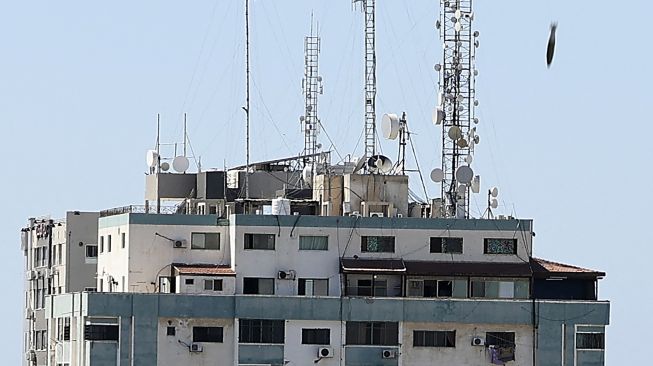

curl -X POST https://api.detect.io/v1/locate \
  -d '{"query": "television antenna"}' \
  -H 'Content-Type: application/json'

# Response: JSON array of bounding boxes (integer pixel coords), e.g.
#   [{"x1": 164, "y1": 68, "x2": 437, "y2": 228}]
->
[{"x1": 300, "y1": 16, "x2": 323, "y2": 174}]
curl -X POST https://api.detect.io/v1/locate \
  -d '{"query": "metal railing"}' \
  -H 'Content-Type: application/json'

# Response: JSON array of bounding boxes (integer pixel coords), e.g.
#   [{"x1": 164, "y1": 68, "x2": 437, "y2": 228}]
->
[{"x1": 100, "y1": 205, "x2": 179, "y2": 217}]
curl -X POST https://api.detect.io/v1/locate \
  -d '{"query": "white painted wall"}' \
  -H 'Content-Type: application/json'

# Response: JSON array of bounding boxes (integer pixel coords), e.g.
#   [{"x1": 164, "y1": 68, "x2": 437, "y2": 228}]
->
[
  {"x1": 157, "y1": 318, "x2": 235, "y2": 366},
  {"x1": 177, "y1": 275, "x2": 236, "y2": 295},
  {"x1": 284, "y1": 320, "x2": 342, "y2": 366}
]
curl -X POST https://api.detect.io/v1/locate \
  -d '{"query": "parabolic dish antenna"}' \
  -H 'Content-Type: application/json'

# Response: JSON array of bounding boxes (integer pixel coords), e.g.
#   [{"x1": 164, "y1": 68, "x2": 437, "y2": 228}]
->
[
  {"x1": 160, "y1": 162, "x2": 170, "y2": 172},
  {"x1": 455, "y1": 165, "x2": 474, "y2": 184},
  {"x1": 146, "y1": 150, "x2": 159, "y2": 168},
  {"x1": 172, "y1": 156, "x2": 190, "y2": 173},
  {"x1": 432, "y1": 108, "x2": 444, "y2": 125},
  {"x1": 430, "y1": 168, "x2": 444, "y2": 183},
  {"x1": 381, "y1": 113, "x2": 400, "y2": 140},
  {"x1": 471, "y1": 175, "x2": 481, "y2": 193},
  {"x1": 491, "y1": 187, "x2": 499, "y2": 197},
  {"x1": 491, "y1": 199, "x2": 498, "y2": 209},
  {"x1": 353, "y1": 155, "x2": 367, "y2": 174},
  {"x1": 457, "y1": 184, "x2": 467, "y2": 195},
  {"x1": 457, "y1": 138, "x2": 469, "y2": 148},
  {"x1": 367, "y1": 155, "x2": 393, "y2": 174},
  {"x1": 465, "y1": 155, "x2": 473, "y2": 164},
  {"x1": 448, "y1": 126, "x2": 462, "y2": 141}
]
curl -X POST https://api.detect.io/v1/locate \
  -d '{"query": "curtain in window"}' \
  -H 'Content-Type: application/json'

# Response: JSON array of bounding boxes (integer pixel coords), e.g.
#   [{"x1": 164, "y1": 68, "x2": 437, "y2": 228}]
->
[{"x1": 299, "y1": 236, "x2": 328, "y2": 250}]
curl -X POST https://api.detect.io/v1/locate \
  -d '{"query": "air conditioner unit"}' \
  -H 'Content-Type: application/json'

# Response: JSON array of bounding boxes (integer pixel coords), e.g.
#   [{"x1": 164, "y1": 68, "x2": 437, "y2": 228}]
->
[
  {"x1": 318, "y1": 347, "x2": 334, "y2": 358},
  {"x1": 277, "y1": 270, "x2": 296, "y2": 280},
  {"x1": 471, "y1": 337, "x2": 485, "y2": 346},
  {"x1": 173, "y1": 240, "x2": 187, "y2": 248},
  {"x1": 189, "y1": 343, "x2": 203, "y2": 352},
  {"x1": 382, "y1": 349, "x2": 397, "y2": 359},
  {"x1": 397, "y1": 213, "x2": 403, "y2": 218},
  {"x1": 370, "y1": 212, "x2": 385, "y2": 218}
]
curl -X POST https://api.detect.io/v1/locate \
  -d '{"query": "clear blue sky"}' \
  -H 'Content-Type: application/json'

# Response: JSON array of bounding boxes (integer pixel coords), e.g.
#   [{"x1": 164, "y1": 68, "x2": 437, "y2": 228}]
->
[{"x1": 0, "y1": 1, "x2": 645, "y2": 363}]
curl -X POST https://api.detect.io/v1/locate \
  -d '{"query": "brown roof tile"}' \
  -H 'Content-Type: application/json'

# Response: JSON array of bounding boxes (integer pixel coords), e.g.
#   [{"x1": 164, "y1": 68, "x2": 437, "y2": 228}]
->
[
  {"x1": 530, "y1": 258, "x2": 605, "y2": 278},
  {"x1": 173, "y1": 264, "x2": 235, "y2": 276}
]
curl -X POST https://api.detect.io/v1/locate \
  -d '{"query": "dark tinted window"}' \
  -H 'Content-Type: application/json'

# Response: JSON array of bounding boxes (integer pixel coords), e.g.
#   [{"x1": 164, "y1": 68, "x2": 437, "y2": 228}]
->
[
  {"x1": 302, "y1": 328, "x2": 330, "y2": 345},
  {"x1": 413, "y1": 330, "x2": 455, "y2": 347},
  {"x1": 361, "y1": 236, "x2": 395, "y2": 253},
  {"x1": 84, "y1": 325, "x2": 119, "y2": 341},
  {"x1": 193, "y1": 327, "x2": 223, "y2": 343},
  {"x1": 346, "y1": 322, "x2": 398, "y2": 345},
  {"x1": 430, "y1": 237, "x2": 463, "y2": 253},
  {"x1": 239, "y1": 319, "x2": 284, "y2": 344}
]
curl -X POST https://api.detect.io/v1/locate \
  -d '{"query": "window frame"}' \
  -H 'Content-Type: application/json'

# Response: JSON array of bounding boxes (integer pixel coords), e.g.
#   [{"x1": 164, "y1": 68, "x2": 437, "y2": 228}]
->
[
  {"x1": 485, "y1": 332, "x2": 516, "y2": 348},
  {"x1": 203, "y1": 279, "x2": 223, "y2": 291},
  {"x1": 298, "y1": 278, "x2": 329, "y2": 296},
  {"x1": 239, "y1": 319, "x2": 285, "y2": 344},
  {"x1": 346, "y1": 321, "x2": 399, "y2": 346},
  {"x1": 360, "y1": 236, "x2": 395, "y2": 253},
  {"x1": 576, "y1": 332, "x2": 605, "y2": 350},
  {"x1": 191, "y1": 232, "x2": 221, "y2": 250},
  {"x1": 193, "y1": 326, "x2": 224, "y2": 343},
  {"x1": 244, "y1": 233, "x2": 276, "y2": 250},
  {"x1": 413, "y1": 330, "x2": 456, "y2": 347},
  {"x1": 299, "y1": 235, "x2": 329, "y2": 251},
  {"x1": 243, "y1": 277, "x2": 275, "y2": 295},
  {"x1": 85, "y1": 245, "x2": 98, "y2": 258},
  {"x1": 302, "y1": 328, "x2": 331, "y2": 345},
  {"x1": 484, "y1": 238, "x2": 518, "y2": 255},
  {"x1": 84, "y1": 324, "x2": 119, "y2": 341},
  {"x1": 429, "y1": 237, "x2": 463, "y2": 254}
]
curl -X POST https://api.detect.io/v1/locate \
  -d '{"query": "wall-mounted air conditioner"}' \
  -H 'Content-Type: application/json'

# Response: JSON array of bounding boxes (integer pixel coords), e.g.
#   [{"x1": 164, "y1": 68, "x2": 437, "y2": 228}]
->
[
  {"x1": 318, "y1": 347, "x2": 334, "y2": 358},
  {"x1": 277, "y1": 270, "x2": 296, "y2": 280},
  {"x1": 189, "y1": 343, "x2": 203, "y2": 352},
  {"x1": 382, "y1": 349, "x2": 397, "y2": 359},
  {"x1": 370, "y1": 212, "x2": 385, "y2": 218},
  {"x1": 471, "y1": 337, "x2": 485, "y2": 346},
  {"x1": 173, "y1": 240, "x2": 187, "y2": 248}
]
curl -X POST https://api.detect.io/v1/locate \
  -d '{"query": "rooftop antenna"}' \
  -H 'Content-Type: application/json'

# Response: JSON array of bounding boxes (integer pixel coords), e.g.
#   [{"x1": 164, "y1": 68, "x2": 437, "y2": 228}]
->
[
  {"x1": 300, "y1": 14, "x2": 323, "y2": 178},
  {"x1": 244, "y1": 0, "x2": 251, "y2": 199},
  {"x1": 431, "y1": 0, "x2": 482, "y2": 218},
  {"x1": 353, "y1": 0, "x2": 377, "y2": 165}
]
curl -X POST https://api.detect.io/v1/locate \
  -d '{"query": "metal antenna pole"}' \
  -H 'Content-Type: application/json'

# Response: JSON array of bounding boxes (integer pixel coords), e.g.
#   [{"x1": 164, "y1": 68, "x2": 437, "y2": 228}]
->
[
  {"x1": 353, "y1": 0, "x2": 377, "y2": 161},
  {"x1": 183, "y1": 113, "x2": 187, "y2": 157},
  {"x1": 301, "y1": 15, "x2": 322, "y2": 169},
  {"x1": 245, "y1": 0, "x2": 250, "y2": 200}
]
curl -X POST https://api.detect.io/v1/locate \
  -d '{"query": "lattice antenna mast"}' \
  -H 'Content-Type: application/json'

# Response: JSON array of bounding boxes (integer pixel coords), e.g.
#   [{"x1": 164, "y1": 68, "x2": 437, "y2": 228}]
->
[
  {"x1": 353, "y1": 0, "x2": 377, "y2": 161},
  {"x1": 301, "y1": 18, "x2": 323, "y2": 168},
  {"x1": 434, "y1": 0, "x2": 481, "y2": 218}
]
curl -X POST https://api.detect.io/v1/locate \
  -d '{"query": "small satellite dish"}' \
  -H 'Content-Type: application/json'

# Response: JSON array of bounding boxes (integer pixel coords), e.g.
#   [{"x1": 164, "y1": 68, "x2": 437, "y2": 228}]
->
[
  {"x1": 302, "y1": 165, "x2": 313, "y2": 185},
  {"x1": 353, "y1": 155, "x2": 367, "y2": 174},
  {"x1": 435, "y1": 20, "x2": 441, "y2": 30},
  {"x1": 454, "y1": 21, "x2": 462, "y2": 32},
  {"x1": 457, "y1": 184, "x2": 467, "y2": 195},
  {"x1": 491, "y1": 187, "x2": 499, "y2": 197},
  {"x1": 457, "y1": 138, "x2": 469, "y2": 148},
  {"x1": 473, "y1": 30, "x2": 480, "y2": 37},
  {"x1": 448, "y1": 126, "x2": 462, "y2": 141},
  {"x1": 465, "y1": 155, "x2": 473, "y2": 164},
  {"x1": 146, "y1": 150, "x2": 159, "y2": 168},
  {"x1": 172, "y1": 156, "x2": 190, "y2": 173},
  {"x1": 474, "y1": 100, "x2": 479, "y2": 107},
  {"x1": 317, "y1": 76, "x2": 323, "y2": 82},
  {"x1": 434, "y1": 63, "x2": 441, "y2": 72},
  {"x1": 454, "y1": 9, "x2": 462, "y2": 19},
  {"x1": 491, "y1": 198, "x2": 499, "y2": 209},
  {"x1": 473, "y1": 117, "x2": 479, "y2": 124},
  {"x1": 471, "y1": 175, "x2": 481, "y2": 193},
  {"x1": 381, "y1": 113, "x2": 400, "y2": 140},
  {"x1": 474, "y1": 135, "x2": 480, "y2": 144},
  {"x1": 455, "y1": 165, "x2": 474, "y2": 184},
  {"x1": 367, "y1": 155, "x2": 393, "y2": 174},
  {"x1": 432, "y1": 107, "x2": 444, "y2": 125},
  {"x1": 430, "y1": 168, "x2": 444, "y2": 183},
  {"x1": 160, "y1": 162, "x2": 170, "y2": 172},
  {"x1": 299, "y1": 115, "x2": 305, "y2": 122}
]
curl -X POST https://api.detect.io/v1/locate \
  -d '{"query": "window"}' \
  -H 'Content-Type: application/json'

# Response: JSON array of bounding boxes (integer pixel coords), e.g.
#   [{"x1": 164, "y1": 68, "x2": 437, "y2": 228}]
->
[
  {"x1": 166, "y1": 327, "x2": 175, "y2": 336},
  {"x1": 576, "y1": 333, "x2": 604, "y2": 350},
  {"x1": 430, "y1": 237, "x2": 463, "y2": 253},
  {"x1": 356, "y1": 279, "x2": 387, "y2": 296},
  {"x1": 486, "y1": 332, "x2": 515, "y2": 348},
  {"x1": 185, "y1": 279, "x2": 194, "y2": 285},
  {"x1": 84, "y1": 287, "x2": 97, "y2": 292},
  {"x1": 244, "y1": 234, "x2": 275, "y2": 250},
  {"x1": 204, "y1": 279, "x2": 223, "y2": 291},
  {"x1": 121, "y1": 233, "x2": 126, "y2": 248},
  {"x1": 84, "y1": 324, "x2": 119, "y2": 341},
  {"x1": 346, "y1": 322, "x2": 398, "y2": 345},
  {"x1": 57, "y1": 318, "x2": 71, "y2": 341},
  {"x1": 298, "y1": 279, "x2": 328, "y2": 296},
  {"x1": 86, "y1": 245, "x2": 98, "y2": 258},
  {"x1": 484, "y1": 238, "x2": 517, "y2": 255},
  {"x1": 302, "y1": 329, "x2": 330, "y2": 345},
  {"x1": 299, "y1": 236, "x2": 328, "y2": 250},
  {"x1": 420, "y1": 280, "x2": 453, "y2": 297},
  {"x1": 470, "y1": 279, "x2": 528, "y2": 299},
  {"x1": 107, "y1": 235, "x2": 112, "y2": 252},
  {"x1": 239, "y1": 319, "x2": 284, "y2": 344},
  {"x1": 361, "y1": 236, "x2": 395, "y2": 253},
  {"x1": 243, "y1": 278, "x2": 274, "y2": 294},
  {"x1": 191, "y1": 233, "x2": 220, "y2": 250},
  {"x1": 58, "y1": 244, "x2": 63, "y2": 264},
  {"x1": 100, "y1": 236, "x2": 104, "y2": 253},
  {"x1": 413, "y1": 330, "x2": 456, "y2": 347},
  {"x1": 193, "y1": 326, "x2": 224, "y2": 343},
  {"x1": 52, "y1": 246, "x2": 57, "y2": 265}
]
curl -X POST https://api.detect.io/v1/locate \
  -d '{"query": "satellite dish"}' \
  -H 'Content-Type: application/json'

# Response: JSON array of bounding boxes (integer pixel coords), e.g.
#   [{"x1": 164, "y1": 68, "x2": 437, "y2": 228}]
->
[
  {"x1": 491, "y1": 198, "x2": 499, "y2": 209},
  {"x1": 353, "y1": 155, "x2": 367, "y2": 174},
  {"x1": 146, "y1": 150, "x2": 159, "y2": 168},
  {"x1": 381, "y1": 113, "x2": 400, "y2": 140},
  {"x1": 432, "y1": 107, "x2": 444, "y2": 125},
  {"x1": 448, "y1": 126, "x2": 462, "y2": 141},
  {"x1": 172, "y1": 156, "x2": 189, "y2": 173},
  {"x1": 430, "y1": 168, "x2": 444, "y2": 183},
  {"x1": 471, "y1": 175, "x2": 481, "y2": 193},
  {"x1": 299, "y1": 115, "x2": 305, "y2": 122},
  {"x1": 491, "y1": 187, "x2": 499, "y2": 197},
  {"x1": 455, "y1": 165, "x2": 474, "y2": 184},
  {"x1": 302, "y1": 165, "x2": 313, "y2": 185},
  {"x1": 367, "y1": 155, "x2": 393, "y2": 174},
  {"x1": 434, "y1": 63, "x2": 441, "y2": 72},
  {"x1": 474, "y1": 135, "x2": 480, "y2": 144},
  {"x1": 454, "y1": 21, "x2": 462, "y2": 32},
  {"x1": 457, "y1": 184, "x2": 467, "y2": 195},
  {"x1": 465, "y1": 155, "x2": 473, "y2": 164},
  {"x1": 457, "y1": 138, "x2": 469, "y2": 148},
  {"x1": 160, "y1": 162, "x2": 170, "y2": 172},
  {"x1": 473, "y1": 117, "x2": 479, "y2": 124},
  {"x1": 454, "y1": 9, "x2": 462, "y2": 19}
]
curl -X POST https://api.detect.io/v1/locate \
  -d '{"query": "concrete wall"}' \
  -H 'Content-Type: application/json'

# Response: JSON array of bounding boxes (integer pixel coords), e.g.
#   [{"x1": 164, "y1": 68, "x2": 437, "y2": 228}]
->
[
  {"x1": 157, "y1": 317, "x2": 235, "y2": 366},
  {"x1": 176, "y1": 275, "x2": 236, "y2": 295},
  {"x1": 343, "y1": 174, "x2": 409, "y2": 217},
  {"x1": 65, "y1": 211, "x2": 100, "y2": 292}
]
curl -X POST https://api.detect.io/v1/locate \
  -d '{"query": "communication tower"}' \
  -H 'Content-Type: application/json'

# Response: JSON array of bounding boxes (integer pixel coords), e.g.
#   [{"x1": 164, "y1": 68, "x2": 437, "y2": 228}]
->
[
  {"x1": 353, "y1": 0, "x2": 377, "y2": 162},
  {"x1": 300, "y1": 20, "x2": 323, "y2": 168}
]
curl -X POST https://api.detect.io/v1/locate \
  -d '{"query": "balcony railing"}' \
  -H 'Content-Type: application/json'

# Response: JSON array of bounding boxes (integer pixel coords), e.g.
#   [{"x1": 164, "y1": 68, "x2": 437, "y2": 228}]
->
[{"x1": 100, "y1": 205, "x2": 179, "y2": 217}]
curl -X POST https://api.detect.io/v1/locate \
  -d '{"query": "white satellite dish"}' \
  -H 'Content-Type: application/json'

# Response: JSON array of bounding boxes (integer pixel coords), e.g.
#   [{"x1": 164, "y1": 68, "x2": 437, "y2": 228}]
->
[
  {"x1": 455, "y1": 165, "x2": 474, "y2": 184},
  {"x1": 454, "y1": 21, "x2": 462, "y2": 32},
  {"x1": 490, "y1": 198, "x2": 498, "y2": 209},
  {"x1": 353, "y1": 155, "x2": 367, "y2": 174},
  {"x1": 381, "y1": 113, "x2": 400, "y2": 140},
  {"x1": 430, "y1": 168, "x2": 444, "y2": 183},
  {"x1": 367, "y1": 155, "x2": 393, "y2": 174},
  {"x1": 172, "y1": 156, "x2": 190, "y2": 173},
  {"x1": 302, "y1": 165, "x2": 313, "y2": 185},
  {"x1": 457, "y1": 184, "x2": 467, "y2": 195},
  {"x1": 471, "y1": 175, "x2": 481, "y2": 193},
  {"x1": 146, "y1": 150, "x2": 159, "y2": 168},
  {"x1": 432, "y1": 107, "x2": 444, "y2": 125},
  {"x1": 448, "y1": 126, "x2": 462, "y2": 141},
  {"x1": 465, "y1": 155, "x2": 473, "y2": 164},
  {"x1": 454, "y1": 9, "x2": 462, "y2": 19},
  {"x1": 491, "y1": 187, "x2": 499, "y2": 197},
  {"x1": 160, "y1": 162, "x2": 170, "y2": 172}
]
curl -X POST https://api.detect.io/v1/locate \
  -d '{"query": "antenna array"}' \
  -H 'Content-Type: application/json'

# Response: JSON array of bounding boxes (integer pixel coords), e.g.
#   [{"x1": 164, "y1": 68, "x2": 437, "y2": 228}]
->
[
  {"x1": 433, "y1": 0, "x2": 481, "y2": 218},
  {"x1": 301, "y1": 22, "x2": 323, "y2": 168}
]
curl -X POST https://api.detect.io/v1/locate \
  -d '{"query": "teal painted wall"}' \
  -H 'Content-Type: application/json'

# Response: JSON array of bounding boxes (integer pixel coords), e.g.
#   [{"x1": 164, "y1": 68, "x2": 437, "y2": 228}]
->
[
  {"x1": 88, "y1": 342, "x2": 118, "y2": 366},
  {"x1": 238, "y1": 345, "x2": 284, "y2": 365},
  {"x1": 345, "y1": 347, "x2": 399, "y2": 366},
  {"x1": 577, "y1": 351, "x2": 605, "y2": 366}
]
